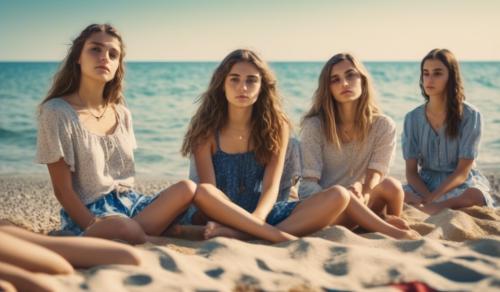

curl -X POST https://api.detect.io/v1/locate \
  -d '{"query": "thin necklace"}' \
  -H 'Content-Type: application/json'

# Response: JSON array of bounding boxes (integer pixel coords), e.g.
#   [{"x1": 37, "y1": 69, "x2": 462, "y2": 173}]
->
[{"x1": 77, "y1": 93, "x2": 108, "y2": 121}]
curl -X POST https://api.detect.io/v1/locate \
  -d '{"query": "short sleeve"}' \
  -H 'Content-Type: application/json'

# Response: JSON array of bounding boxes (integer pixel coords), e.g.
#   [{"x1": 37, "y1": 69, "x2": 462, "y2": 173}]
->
[
  {"x1": 368, "y1": 116, "x2": 396, "y2": 175},
  {"x1": 35, "y1": 103, "x2": 75, "y2": 171},
  {"x1": 299, "y1": 117, "x2": 323, "y2": 179},
  {"x1": 298, "y1": 179, "x2": 323, "y2": 199},
  {"x1": 459, "y1": 108, "x2": 481, "y2": 159},
  {"x1": 402, "y1": 112, "x2": 418, "y2": 160}
]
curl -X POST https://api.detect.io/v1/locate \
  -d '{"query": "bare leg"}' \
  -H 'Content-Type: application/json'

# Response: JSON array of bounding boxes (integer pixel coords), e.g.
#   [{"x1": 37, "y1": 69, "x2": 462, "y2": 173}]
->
[
  {"x1": 333, "y1": 192, "x2": 420, "y2": 240},
  {"x1": 276, "y1": 186, "x2": 350, "y2": 236},
  {"x1": 84, "y1": 216, "x2": 147, "y2": 244},
  {"x1": 0, "y1": 279, "x2": 16, "y2": 292},
  {"x1": 193, "y1": 184, "x2": 297, "y2": 243},
  {"x1": 133, "y1": 180, "x2": 196, "y2": 235},
  {"x1": 204, "y1": 221, "x2": 252, "y2": 240},
  {"x1": 368, "y1": 177, "x2": 404, "y2": 216},
  {"x1": 418, "y1": 188, "x2": 486, "y2": 215},
  {"x1": 0, "y1": 231, "x2": 73, "y2": 274},
  {"x1": 0, "y1": 225, "x2": 141, "y2": 268},
  {"x1": 204, "y1": 186, "x2": 350, "y2": 239},
  {"x1": 0, "y1": 262, "x2": 57, "y2": 292}
]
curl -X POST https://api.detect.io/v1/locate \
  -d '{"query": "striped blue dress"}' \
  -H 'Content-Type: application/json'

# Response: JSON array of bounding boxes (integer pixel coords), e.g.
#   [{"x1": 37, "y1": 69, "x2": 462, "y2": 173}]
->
[{"x1": 402, "y1": 102, "x2": 495, "y2": 207}]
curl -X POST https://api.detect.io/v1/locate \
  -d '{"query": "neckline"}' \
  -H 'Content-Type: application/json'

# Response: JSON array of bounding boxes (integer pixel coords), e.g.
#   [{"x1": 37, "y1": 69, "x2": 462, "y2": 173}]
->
[
  {"x1": 57, "y1": 98, "x2": 121, "y2": 138},
  {"x1": 422, "y1": 104, "x2": 444, "y2": 136}
]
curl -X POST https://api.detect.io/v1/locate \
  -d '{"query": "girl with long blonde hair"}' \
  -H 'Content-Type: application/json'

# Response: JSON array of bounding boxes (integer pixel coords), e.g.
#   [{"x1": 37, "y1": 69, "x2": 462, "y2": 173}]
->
[{"x1": 300, "y1": 53, "x2": 419, "y2": 239}]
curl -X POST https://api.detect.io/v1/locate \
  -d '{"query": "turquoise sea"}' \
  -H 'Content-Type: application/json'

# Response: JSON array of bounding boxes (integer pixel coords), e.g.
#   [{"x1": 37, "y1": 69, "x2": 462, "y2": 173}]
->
[{"x1": 1, "y1": 62, "x2": 499, "y2": 179}]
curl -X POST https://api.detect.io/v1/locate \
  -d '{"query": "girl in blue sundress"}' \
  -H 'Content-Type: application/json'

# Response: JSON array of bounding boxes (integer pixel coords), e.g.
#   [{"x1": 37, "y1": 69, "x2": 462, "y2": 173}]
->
[
  {"x1": 402, "y1": 48, "x2": 495, "y2": 214},
  {"x1": 181, "y1": 49, "x2": 352, "y2": 242}
]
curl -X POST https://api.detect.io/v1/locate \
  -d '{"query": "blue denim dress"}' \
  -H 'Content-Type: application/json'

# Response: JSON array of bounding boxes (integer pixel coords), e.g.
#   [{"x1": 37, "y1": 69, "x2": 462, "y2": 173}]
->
[
  {"x1": 182, "y1": 132, "x2": 300, "y2": 225},
  {"x1": 402, "y1": 102, "x2": 495, "y2": 207}
]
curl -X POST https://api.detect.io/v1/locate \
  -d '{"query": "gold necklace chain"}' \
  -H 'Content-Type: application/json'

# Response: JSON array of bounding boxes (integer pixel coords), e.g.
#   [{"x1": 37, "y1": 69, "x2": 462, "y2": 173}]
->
[{"x1": 77, "y1": 93, "x2": 108, "y2": 121}]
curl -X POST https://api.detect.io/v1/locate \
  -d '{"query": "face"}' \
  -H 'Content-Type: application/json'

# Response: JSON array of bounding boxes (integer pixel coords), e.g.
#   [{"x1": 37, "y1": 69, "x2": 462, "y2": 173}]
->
[
  {"x1": 78, "y1": 31, "x2": 121, "y2": 83},
  {"x1": 422, "y1": 59, "x2": 449, "y2": 98},
  {"x1": 224, "y1": 61, "x2": 262, "y2": 108},
  {"x1": 329, "y1": 60, "x2": 363, "y2": 104}
]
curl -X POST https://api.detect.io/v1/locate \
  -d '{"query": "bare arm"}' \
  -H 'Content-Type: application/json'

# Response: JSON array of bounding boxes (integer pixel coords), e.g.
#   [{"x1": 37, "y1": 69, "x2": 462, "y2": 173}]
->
[
  {"x1": 193, "y1": 136, "x2": 217, "y2": 185},
  {"x1": 253, "y1": 126, "x2": 290, "y2": 220},
  {"x1": 362, "y1": 169, "x2": 382, "y2": 200},
  {"x1": 405, "y1": 158, "x2": 431, "y2": 198},
  {"x1": 47, "y1": 158, "x2": 94, "y2": 230},
  {"x1": 423, "y1": 159, "x2": 473, "y2": 203}
]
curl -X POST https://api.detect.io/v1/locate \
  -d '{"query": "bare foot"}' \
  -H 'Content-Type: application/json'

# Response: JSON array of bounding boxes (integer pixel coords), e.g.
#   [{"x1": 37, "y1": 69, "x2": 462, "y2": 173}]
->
[
  {"x1": 416, "y1": 203, "x2": 442, "y2": 215},
  {"x1": 385, "y1": 215, "x2": 410, "y2": 230},
  {"x1": 204, "y1": 221, "x2": 251, "y2": 240},
  {"x1": 396, "y1": 229, "x2": 421, "y2": 240}
]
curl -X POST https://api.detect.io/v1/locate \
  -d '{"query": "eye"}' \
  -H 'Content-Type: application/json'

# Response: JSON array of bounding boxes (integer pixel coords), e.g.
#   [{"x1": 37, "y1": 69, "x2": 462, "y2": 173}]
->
[
  {"x1": 229, "y1": 77, "x2": 239, "y2": 83},
  {"x1": 109, "y1": 52, "x2": 119, "y2": 60},
  {"x1": 246, "y1": 78, "x2": 258, "y2": 84},
  {"x1": 330, "y1": 78, "x2": 340, "y2": 84}
]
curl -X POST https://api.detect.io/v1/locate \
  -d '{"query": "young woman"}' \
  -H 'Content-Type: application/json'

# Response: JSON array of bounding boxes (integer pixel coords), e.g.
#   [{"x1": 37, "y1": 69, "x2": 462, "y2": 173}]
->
[
  {"x1": 181, "y1": 49, "x2": 352, "y2": 242},
  {"x1": 402, "y1": 48, "x2": 495, "y2": 214},
  {"x1": 35, "y1": 24, "x2": 196, "y2": 244},
  {"x1": 0, "y1": 220, "x2": 140, "y2": 291},
  {"x1": 300, "y1": 53, "x2": 420, "y2": 240}
]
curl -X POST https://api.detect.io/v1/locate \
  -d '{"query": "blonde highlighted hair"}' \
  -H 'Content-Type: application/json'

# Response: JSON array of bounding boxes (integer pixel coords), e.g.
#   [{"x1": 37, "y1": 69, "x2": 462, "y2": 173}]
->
[
  {"x1": 302, "y1": 53, "x2": 380, "y2": 149},
  {"x1": 181, "y1": 49, "x2": 289, "y2": 164}
]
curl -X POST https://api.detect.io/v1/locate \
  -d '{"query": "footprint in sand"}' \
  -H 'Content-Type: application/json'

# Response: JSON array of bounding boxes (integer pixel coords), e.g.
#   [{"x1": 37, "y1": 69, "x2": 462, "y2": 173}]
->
[
  {"x1": 426, "y1": 261, "x2": 486, "y2": 282},
  {"x1": 123, "y1": 274, "x2": 152, "y2": 286},
  {"x1": 159, "y1": 253, "x2": 180, "y2": 272},
  {"x1": 204, "y1": 267, "x2": 225, "y2": 278},
  {"x1": 324, "y1": 261, "x2": 349, "y2": 276}
]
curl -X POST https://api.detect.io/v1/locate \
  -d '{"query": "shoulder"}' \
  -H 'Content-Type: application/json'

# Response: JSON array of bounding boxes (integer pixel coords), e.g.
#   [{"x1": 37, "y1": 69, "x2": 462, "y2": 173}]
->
[
  {"x1": 39, "y1": 98, "x2": 75, "y2": 121},
  {"x1": 114, "y1": 103, "x2": 132, "y2": 118},
  {"x1": 373, "y1": 114, "x2": 395, "y2": 130},
  {"x1": 403, "y1": 104, "x2": 425, "y2": 125},
  {"x1": 462, "y1": 102, "x2": 480, "y2": 117},
  {"x1": 302, "y1": 115, "x2": 322, "y2": 130}
]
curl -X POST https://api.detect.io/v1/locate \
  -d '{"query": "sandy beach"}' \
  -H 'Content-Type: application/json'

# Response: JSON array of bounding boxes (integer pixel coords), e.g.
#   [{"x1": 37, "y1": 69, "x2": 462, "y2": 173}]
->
[{"x1": 0, "y1": 174, "x2": 499, "y2": 291}]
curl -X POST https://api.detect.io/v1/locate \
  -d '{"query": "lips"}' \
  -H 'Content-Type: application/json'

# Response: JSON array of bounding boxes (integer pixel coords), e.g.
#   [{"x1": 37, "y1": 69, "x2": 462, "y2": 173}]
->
[
  {"x1": 236, "y1": 95, "x2": 249, "y2": 99},
  {"x1": 340, "y1": 90, "x2": 353, "y2": 95},
  {"x1": 95, "y1": 66, "x2": 110, "y2": 72}
]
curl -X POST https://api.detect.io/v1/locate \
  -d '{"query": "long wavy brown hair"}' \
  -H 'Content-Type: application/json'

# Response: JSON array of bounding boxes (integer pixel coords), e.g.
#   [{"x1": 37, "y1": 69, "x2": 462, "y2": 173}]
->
[
  {"x1": 181, "y1": 49, "x2": 289, "y2": 165},
  {"x1": 41, "y1": 23, "x2": 126, "y2": 106},
  {"x1": 420, "y1": 48, "x2": 464, "y2": 138},
  {"x1": 302, "y1": 53, "x2": 380, "y2": 149}
]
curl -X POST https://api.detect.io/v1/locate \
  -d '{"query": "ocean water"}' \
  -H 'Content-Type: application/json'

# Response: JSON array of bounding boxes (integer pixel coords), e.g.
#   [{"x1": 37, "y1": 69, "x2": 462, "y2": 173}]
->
[{"x1": 1, "y1": 62, "x2": 499, "y2": 179}]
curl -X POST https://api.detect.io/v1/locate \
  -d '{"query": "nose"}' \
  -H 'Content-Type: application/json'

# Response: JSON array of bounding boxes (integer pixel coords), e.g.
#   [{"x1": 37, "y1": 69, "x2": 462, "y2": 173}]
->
[
  {"x1": 99, "y1": 51, "x2": 110, "y2": 63},
  {"x1": 239, "y1": 81, "x2": 248, "y2": 92}
]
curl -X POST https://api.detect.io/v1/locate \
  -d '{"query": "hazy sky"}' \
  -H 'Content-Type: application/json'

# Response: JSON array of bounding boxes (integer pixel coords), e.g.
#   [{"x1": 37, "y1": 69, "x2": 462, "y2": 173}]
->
[{"x1": 1, "y1": 0, "x2": 499, "y2": 61}]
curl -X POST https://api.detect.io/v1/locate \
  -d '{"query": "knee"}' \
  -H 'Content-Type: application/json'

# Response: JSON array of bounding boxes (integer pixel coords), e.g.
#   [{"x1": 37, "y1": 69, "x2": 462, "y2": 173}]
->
[
  {"x1": 322, "y1": 185, "x2": 350, "y2": 207},
  {"x1": 381, "y1": 177, "x2": 404, "y2": 196},
  {"x1": 463, "y1": 188, "x2": 485, "y2": 206},
  {"x1": 174, "y1": 179, "x2": 197, "y2": 202},
  {"x1": 111, "y1": 218, "x2": 147, "y2": 245},
  {"x1": 193, "y1": 183, "x2": 218, "y2": 203}
]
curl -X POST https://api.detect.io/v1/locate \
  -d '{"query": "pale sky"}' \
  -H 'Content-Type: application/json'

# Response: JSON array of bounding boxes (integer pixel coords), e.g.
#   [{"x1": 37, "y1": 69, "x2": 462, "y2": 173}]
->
[{"x1": 1, "y1": 0, "x2": 499, "y2": 61}]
